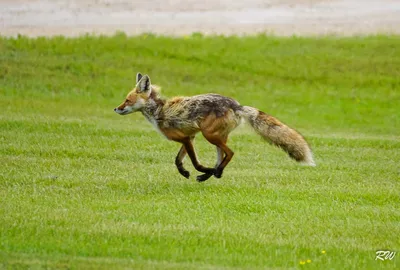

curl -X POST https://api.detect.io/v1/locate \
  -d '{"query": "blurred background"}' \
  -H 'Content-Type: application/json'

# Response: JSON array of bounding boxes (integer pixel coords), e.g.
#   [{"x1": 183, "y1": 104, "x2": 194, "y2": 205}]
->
[{"x1": 1, "y1": 0, "x2": 400, "y2": 37}]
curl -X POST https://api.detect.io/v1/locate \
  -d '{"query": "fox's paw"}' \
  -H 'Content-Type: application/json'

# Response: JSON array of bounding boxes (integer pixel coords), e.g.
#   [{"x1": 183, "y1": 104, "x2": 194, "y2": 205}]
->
[
  {"x1": 214, "y1": 169, "x2": 223, "y2": 178},
  {"x1": 196, "y1": 173, "x2": 213, "y2": 182},
  {"x1": 179, "y1": 170, "x2": 190, "y2": 179}
]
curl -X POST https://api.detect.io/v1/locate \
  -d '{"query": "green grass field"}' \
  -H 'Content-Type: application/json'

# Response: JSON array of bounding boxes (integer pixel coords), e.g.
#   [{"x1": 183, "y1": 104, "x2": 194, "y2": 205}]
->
[{"x1": 0, "y1": 33, "x2": 399, "y2": 269}]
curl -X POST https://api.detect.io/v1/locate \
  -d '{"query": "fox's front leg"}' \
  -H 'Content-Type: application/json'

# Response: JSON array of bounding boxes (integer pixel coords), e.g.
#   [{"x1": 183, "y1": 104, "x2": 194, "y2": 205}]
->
[
  {"x1": 182, "y1": 138, "x2": 215, "y2": 182},
  {"x1": 175, "y1": 145, "x2": 190, "y2": 179}
]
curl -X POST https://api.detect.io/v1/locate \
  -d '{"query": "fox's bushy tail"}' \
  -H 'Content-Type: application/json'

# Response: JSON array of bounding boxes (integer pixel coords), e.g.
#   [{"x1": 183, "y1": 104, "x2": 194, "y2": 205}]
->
[{"x1": 240, "y1": 106, "x2": 315, "y2": 166}]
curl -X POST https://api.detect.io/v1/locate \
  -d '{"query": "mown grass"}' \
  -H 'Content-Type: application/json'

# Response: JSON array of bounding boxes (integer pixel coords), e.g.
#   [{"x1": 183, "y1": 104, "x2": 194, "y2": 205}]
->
[{"x1": 0, "y1": 33, "x2": 399, "y2": 269}]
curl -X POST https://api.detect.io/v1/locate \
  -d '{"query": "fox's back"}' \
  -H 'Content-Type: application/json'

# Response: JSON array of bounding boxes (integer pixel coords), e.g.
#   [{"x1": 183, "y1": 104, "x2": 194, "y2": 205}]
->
[
  {"x1": 159, "y1": 94, "x2": 242, "y2": 134},
  {"x1": 161, "y1": 93, "x2": 242, "y2": 125}
]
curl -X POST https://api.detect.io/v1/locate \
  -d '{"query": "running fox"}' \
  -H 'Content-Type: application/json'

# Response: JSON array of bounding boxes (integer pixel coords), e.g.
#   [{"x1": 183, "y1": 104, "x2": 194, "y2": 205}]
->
[{"x1": 114, "y1": 73, "x2": 315, "y2": 182}]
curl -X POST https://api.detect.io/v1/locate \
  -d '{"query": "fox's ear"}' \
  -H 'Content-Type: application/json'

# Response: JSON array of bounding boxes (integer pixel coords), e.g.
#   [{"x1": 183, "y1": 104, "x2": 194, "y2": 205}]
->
[
  {"x1": 136, "y1": 72, "x2": 143, "y2": 84},
  {"x1": 137, "y1": 75, "x2": 151, "y2": 93}
]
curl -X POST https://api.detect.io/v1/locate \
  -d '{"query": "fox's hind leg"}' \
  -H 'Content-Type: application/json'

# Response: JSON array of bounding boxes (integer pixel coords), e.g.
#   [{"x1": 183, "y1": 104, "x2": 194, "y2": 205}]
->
[
  {"x1": 175, "y1": 145, "x2": 190, "y2": 179},
  {"x1": 215, "y1": 147, "x2": 224, "y2": 168},
  {"x1": 213, "y1": 142, "x2": 234, "y2": 178},
  {"x1": 202, "y1": 135, "x2": 234, "y2": 179},
  {"x1": 200, "y1": 111, "x2": 238, "y2": 179}
]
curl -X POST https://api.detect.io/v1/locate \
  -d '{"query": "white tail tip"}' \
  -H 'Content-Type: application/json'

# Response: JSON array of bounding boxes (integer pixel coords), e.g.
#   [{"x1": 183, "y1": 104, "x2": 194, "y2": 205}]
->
[{"x1": 302, "y1": 150, "x2": 316, "y2": 167}]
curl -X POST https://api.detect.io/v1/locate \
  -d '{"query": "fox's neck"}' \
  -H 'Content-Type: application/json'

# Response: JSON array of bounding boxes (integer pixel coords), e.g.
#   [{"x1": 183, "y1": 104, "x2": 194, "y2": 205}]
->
[{"x1": 141, "y1": 92, "x2": 166, "y2": 125}]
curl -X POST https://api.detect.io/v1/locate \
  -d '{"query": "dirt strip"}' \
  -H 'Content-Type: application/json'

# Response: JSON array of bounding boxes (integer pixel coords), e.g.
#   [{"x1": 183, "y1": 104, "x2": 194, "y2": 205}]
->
[{"x1": 1, "y1": 0, "x2": 400, "y2": 36}]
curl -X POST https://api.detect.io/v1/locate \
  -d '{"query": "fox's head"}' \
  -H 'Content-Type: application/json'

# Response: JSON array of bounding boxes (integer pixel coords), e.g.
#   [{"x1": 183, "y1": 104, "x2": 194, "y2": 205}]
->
[{"x1": 114, "y1": 73, "x2": 153, "y2": 115}]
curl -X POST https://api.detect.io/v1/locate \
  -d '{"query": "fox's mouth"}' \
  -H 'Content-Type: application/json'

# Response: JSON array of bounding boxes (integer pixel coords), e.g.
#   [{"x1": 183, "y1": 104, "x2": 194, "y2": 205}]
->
[{"x1": 114, "y1": 108, "x2": 129, "y2": 115}]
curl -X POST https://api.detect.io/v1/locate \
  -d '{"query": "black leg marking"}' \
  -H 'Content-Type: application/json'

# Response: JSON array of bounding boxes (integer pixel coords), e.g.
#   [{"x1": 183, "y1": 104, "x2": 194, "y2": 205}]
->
[
  {"x1": 196, "y1": 173, "x2": 214, "y2": 182},
  {"x1": 175, "y1": 145, "x2": 190, "y2": 179},
  {"x1": 178, "y1": 167, "x2": 190, "y2": 179},
  {"x1": 214, "y1": 169, "x2": 223, "y2": 178},
  {"x1": 183, "y1": 139, "x2": 215, "y2": 175}
]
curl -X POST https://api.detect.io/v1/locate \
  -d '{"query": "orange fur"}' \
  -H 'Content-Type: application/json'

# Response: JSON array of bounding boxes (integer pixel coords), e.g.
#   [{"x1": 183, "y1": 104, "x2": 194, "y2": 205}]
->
[{"x1": 114, "y1": 73, "x2": 315, "y2": 181}]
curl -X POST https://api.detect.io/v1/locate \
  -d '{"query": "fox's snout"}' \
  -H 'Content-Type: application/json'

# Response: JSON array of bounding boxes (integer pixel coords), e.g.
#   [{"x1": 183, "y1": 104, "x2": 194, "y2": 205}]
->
[
  {"x1": 114, "y1": 101, "x2": 128, "y2": 115},
  {"x1": 114, "y1": 99, "x2": 141, "y2": 115},
  {"x1": 114, "y1": 106, "x2": 127, "y2": 115}
]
